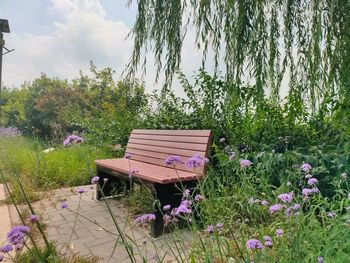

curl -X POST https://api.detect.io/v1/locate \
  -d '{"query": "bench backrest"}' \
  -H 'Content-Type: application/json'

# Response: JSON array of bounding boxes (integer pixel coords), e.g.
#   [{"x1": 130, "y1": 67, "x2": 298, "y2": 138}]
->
[{"x1": 125, "y1": 129, "x2": 212, "y2": 174}]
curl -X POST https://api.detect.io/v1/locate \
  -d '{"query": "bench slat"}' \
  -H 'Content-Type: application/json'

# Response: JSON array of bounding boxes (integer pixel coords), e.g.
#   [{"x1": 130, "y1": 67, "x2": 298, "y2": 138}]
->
[
  {"x1": 128, "y1": 154, "x2": 203, "y2": 174},
  {"x1": 127, "y1": 143, "x2": 206, "y2": 158},
  {"x1": 130, "y1": 134, "x2": 209, "y2": 144},
  {"x1": 132, "y1": 129, "x2": 211, "y2": 136},
  {"x1": 128, "y1": 138, "x2": 207, "y2": 151}
]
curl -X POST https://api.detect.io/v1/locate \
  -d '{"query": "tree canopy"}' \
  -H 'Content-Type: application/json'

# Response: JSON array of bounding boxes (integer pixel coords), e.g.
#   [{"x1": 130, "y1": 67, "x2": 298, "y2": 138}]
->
[{"x1": 127, "y1": 0, "x2": 350, "y2": 113}]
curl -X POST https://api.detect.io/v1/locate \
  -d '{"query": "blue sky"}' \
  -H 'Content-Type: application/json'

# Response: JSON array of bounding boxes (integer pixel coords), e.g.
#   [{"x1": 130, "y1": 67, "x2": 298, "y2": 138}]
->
[{"x1": 0, "y1": 0, "x2": 207, "y2": 94}]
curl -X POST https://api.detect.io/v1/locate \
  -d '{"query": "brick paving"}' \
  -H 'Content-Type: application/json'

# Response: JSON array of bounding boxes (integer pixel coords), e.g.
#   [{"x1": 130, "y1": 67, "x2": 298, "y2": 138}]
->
[{"x1": 26, "y1": 185, "x2": 193, "y2": 262}]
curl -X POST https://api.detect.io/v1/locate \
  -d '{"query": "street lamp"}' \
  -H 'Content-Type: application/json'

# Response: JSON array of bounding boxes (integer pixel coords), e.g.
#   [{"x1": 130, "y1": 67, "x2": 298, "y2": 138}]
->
[{"x1": 0, "y1": 19, "x2": 11, "y2": 94}]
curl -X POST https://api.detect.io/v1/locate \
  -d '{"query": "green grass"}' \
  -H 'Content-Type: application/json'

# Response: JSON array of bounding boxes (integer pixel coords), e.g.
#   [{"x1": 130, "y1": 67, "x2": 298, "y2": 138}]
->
[{"x1": 0, "y1": 136, "x2": 114, "y2": 202}]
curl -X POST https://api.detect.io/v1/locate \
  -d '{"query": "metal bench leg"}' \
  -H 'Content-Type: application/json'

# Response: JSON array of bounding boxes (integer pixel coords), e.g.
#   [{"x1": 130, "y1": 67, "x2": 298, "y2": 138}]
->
[{"x1": 151, "y1": 183, "x2": 182, "y2": 237}]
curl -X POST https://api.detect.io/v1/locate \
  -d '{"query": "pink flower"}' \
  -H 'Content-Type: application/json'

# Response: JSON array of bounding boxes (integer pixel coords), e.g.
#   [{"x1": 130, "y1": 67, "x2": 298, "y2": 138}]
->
[
  {"x1": 246, "y1": 239, "x2": 264, "y2": 250},
  {"x1": 269, "y1": 204, "x2": 284, "y2": 214},
  {"x1": 301, "y1": 163, "x2": 312, "y2": 172},
  {"x1": 240, "y1": 159, "x2": 252, "y2": 168},
  {"x1": 307, "y1": 178, "x2": 318, "y2": 186},
  {"x1": 277, "y1": 192, "x2": 294, "y2": 203}
]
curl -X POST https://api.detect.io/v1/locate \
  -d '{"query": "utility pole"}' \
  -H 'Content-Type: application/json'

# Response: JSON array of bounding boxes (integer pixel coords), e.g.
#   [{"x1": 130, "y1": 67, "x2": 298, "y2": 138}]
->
[{"x1": 0, "y1": 19, "x2": 11, "y2": 95}]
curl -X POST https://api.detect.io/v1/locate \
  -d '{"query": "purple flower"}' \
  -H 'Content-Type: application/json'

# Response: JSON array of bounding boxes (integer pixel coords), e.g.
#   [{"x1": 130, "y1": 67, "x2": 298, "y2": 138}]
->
[
  {"x1": 77, "y1": 188, "x2": 84, "y2": 194},
  {"x1": 263, "y1": 235, "x2": 272, "y2": 242},
  {"x1": 292, "y1": 204, "x2": 301, "y2": 210},
  {"x1": 327, "y1": 212, "x2": 336, "y2": 218},
  {"x1": 275, "y1": 229, "x2": 284, "y2": 237},
  {"x1": 186, "y1": 155, "x2": 203, "y2": 169},
  {"x1": 7, "y1": 226, "x2": 30, "y2": 246},
  {"x1": 30, "y1": 214, "x2": 39, "y2": 223},
  {"x1": 219, "y1": 138, "x2": 226, "y2": 143},
  {"x1": 317, "y1": 256, "x2": 324, "y2": 263},
  {"x1": 206, "y1": 225, "x2": 214, "y2": 234},
  {"x1": 269, "y1": 204, "x2": 284, "y2": 214},
  {"x1": 307, "y1": 178, "x2": 318, "y2": 186},
  {"x1": 302, "y1": 188, "x2": 319, "y2": 197},
  {"x1": 305, "y1": 174, "x2": 313, "y2": 179},
  {"x1": 216, "y1": 223, "x2": 224, "y2": 231},
  {"x1": 129, "y1": 168, "x2": 139, "y2": 178},
  {"x1": 15, "y1": 243, "x2": 24, "y2": 251},
  {"x1": 183, "y1": 189, "x2": 191, "y2": 198},
  {"x1": 63, "y1": 134, "x2": 83, "y2": 146},
  {"x1": 163, "y1": 205, "x2": 171, "y2": 211},
  {"x1": 164, "y1": 155, "x2": 182, "y2": 166},
  {"x1": 60, "y1": 202, "x2": 68, "y2": 209},
  {"x1": 261, "y1": 200, "x2": 269, "y2": 206},
  {"x1": 246, "y1": 239, "x2": 264, "y2": 250},
  {"x1": 135, "y1": 214, "x2": 156, "y2": 223},
  {"x1": 163, "y1": 215, "x2": 172, "y2": 225},
  {"x1": 201, "y1": 158, "x2": 209, "y2": 166},
  {"x1": 277, "y1": 192, "x2": 294, "y2": 203},
  {"x1": 240, "y1": 159, "x2": 252, "y2": 168},
  {"x1": 125, "y1": 153, "x2": 132, "y2": 159},
  {"x1": 264, "y1": 240, "x2": 273, "y2": 247},
  {"x1": 194, "y1": 194, "x2": 205, "y2": 202},
  {"x1": 0, "y1": 244, "x2": 13, "y2": 253},
  {"x1": 175, "y1": 200, "x2": 192, "y2": 215},
  {"x1": 229, "y1": 152, "x2": 236, "y2": 160},
  {"x1": 91, "y1": 176, "x2": 100, "y2": 184},
  {"x1": 301, "y1": 163, "x2": 312, "y2": 172}
]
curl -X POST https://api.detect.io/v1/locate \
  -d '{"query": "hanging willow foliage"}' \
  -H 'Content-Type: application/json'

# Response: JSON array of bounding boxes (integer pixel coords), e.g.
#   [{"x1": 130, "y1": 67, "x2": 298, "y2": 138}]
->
[{"x1": 126, "y1": 0, "x2": 350, "y2": 113}]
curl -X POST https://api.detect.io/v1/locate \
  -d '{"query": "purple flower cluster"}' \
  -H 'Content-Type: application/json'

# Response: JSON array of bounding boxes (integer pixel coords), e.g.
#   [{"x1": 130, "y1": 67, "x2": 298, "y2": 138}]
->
[
  {"x1": 125, "y1": 153, "x2": 132, "y2": 159},
  {"x1": 129, "y1": 168, "x2": 139, "y2": 178},
  {"x1": 0, "y1": 127, "x2": 21, "y2": 137},
  {"x1": 135, "y1": 214, "x2": 156, "y2": 223},
  {"x1": 327, "y1": 212, "x2": 336, "y2": 218},
  {"x1": 194, "y1": 194, "x2": 205, "y2": 202},
  {"x1": 0, "y1": 244, "x2": 13, "y2": 253},
  {"x1": 164, "y1": 155, "x2": 182, "y2": 166},
  {"x1": 206, "y1": 223, "x2": 224, "y2": 234},
  {"x1": 91, "y1": 176, "x2": 100, "y2": 184},
  {"x1": 263, "y1": 235, "x2": 273, "y2": 247},
  {"x1": 269, "y1": 204, "x2": 285, "y2": 214},
  {"x1": 300, "y1": 163, "x2": 312, "y2": 172},
  {"x1": 246, "y1": 239, "x2": 264, "y2": 250},
  {"x1": 77, "y1": 188, "x2": 84, "y2": 194},
  {"x1": 60, "y1": 202, "x2": 68, "y2": 209},
  {"x1": 302, "y1": 188, "x2": 319, "y2": 197},
  {"x1": 276, "y1": 229, "x2": 284, "y2": 237},
  {"x1": 174, "y1": 200, "x2": 192, "y2": 215},
  {"x1": 240, "y1": 159, "x2": 252, "y2": 168},
  {"x1": 277, "y1": 192, "x2": 294, "y2": 203},
  {"x1": 3, "y1": 225, "x2": 30, "y2": 252},
  {"x1": 63, "y1": 134, "x2": 83, "y2": 146},
  {"x1": 185, "y1": 155, "x2": 208, "y2": 169},
  {"x1": 30, "y1": 214, "x2": 39, "y2": 223},
  {"x1": 307, "y1": 178, "x2": 318, "y2": 186}
]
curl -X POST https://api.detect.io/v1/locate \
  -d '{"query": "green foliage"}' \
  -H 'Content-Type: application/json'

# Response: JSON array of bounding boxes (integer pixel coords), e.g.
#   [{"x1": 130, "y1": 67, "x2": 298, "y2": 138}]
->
[
  {"x1": 127, "y1": 0, "x2": 350, "y2": 115},
  {"x1": 0, "y1": 136, "x2": 113, "y2": 202}
]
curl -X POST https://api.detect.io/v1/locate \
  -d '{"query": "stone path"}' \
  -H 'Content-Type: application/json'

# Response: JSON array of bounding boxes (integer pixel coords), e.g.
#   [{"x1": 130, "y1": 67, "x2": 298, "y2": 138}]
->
[
  {"x1": 24, "y1": 185, "x2": 194, "y2": 262},
  {"x1": 0, "y1": 184, "x2": 12, "y2": 263}
]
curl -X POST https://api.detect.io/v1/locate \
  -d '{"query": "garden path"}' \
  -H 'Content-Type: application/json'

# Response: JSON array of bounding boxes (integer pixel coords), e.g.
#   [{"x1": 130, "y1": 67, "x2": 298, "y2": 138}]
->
[
  {"x1": 15, "y1": 185, "x2": 192, "y2": 263},
  {"x1": 0, "y1": 184, "x2": 12, "y2": 263}
]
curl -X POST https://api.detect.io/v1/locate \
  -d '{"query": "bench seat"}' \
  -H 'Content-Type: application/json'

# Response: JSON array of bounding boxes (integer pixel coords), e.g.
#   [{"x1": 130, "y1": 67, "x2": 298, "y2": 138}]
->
[{"x1": 95, "y1": 158, "x2": 202, "y2": 184}]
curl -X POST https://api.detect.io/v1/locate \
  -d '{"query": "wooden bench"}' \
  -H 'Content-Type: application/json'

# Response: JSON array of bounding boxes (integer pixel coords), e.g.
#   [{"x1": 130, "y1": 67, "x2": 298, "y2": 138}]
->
[{"x1": 94, "y1": 129, "x2": 212, "y2": 237}]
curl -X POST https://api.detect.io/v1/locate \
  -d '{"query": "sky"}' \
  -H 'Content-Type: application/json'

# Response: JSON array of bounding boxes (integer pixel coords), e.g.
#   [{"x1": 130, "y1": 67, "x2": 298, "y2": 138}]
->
[{"x1": 0, "y1": 0, "x2": 208, "y2": 94}]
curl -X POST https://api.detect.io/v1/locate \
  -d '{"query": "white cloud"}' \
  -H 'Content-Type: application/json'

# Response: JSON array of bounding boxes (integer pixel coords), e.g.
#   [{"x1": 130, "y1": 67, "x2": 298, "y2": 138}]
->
[{"x1": 3, "y1": 0, "x2": 132, "y2": 88}]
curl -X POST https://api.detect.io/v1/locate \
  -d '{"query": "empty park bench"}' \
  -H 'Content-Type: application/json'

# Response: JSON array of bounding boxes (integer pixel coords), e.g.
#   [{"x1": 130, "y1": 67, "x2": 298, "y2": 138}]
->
[{"x1": 94, "y1": 129, "x2": 212, "y2": 237}]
